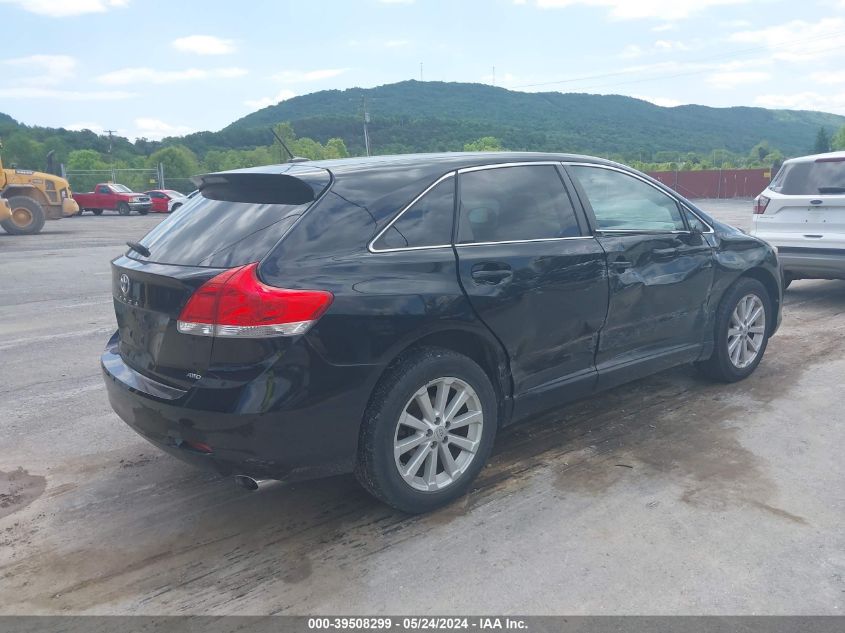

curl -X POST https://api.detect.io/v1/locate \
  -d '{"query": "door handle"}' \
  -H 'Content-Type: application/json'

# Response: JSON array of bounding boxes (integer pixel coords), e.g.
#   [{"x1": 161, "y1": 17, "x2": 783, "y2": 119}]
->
[
  {"x1": 652, "y1": 247, "x2": 678, "y2": 260},
  {"x1": 471, "y1": 263, "x2": 512, "y2": 284}
]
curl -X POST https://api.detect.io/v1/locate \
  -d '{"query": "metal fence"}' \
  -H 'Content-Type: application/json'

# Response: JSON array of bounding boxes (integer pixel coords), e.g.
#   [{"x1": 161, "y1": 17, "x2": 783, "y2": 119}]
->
[
  {"x1": 62, "y1": 166, "x2": 163, "y2": 196},
  {"x1": 646, "y1": 168, "x2": 772, "y2": 199}
]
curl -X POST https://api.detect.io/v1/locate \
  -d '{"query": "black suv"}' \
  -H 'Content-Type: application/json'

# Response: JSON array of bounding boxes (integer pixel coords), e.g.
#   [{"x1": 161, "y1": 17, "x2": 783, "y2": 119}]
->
[{"x1": 102, "y1": 153, "x2": 782, "y2": 513}]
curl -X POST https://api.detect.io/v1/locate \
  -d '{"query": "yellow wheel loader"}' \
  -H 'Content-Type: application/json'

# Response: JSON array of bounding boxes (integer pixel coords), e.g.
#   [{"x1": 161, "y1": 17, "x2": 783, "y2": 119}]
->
[{"x1": 0, "y1": 147, "x2": 78, "y2": 235}]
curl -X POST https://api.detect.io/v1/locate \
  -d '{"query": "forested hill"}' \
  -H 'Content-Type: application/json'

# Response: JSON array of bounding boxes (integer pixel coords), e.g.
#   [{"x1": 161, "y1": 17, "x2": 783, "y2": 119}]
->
[{"x1": 206, "y1": 80, "x2": 845, "y2": 157}]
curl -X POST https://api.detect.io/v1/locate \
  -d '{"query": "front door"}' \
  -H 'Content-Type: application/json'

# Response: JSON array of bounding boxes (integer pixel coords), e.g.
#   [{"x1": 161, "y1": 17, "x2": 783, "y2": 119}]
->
[
  {"x1": 454, "y1": 163, "x2": 609, "y2": 420},
  {"x1": 566, "y1": 164, "x2": 715, "y2": 389}
]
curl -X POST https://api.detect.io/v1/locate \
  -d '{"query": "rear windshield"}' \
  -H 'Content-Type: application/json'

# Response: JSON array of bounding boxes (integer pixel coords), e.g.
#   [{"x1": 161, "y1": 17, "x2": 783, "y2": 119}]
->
[
  {"x1": 770, "y1": 160, "x2": 845, "y2": 195},
  {"x1": 130, "y1": 179, "x2": 311, "y2": 268}
]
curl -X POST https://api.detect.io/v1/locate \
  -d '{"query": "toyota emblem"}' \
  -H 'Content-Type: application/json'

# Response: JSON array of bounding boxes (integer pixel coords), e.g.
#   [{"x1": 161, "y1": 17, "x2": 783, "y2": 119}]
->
[{"x1": 119, "y1": 274, "x2": 130, "y2": 296}]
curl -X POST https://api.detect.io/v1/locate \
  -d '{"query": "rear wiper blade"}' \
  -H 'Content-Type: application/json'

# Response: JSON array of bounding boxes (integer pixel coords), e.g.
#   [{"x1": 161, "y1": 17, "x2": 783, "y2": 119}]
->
[
  {"x1": 126, "y1": 241, "x2": 151, "y2": 257},
  {"x1": 818, "y1": 187, "x2": 845, "y2": 194}
]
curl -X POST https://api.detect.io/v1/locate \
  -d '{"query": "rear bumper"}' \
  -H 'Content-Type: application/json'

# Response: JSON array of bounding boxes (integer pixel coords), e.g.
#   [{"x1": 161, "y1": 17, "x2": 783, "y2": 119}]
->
[
  {"x1": 101, "y1": 333, "x2": 382, "y2": 482},
  {"x1": 777, "y1": 247, "x2": 845, "y2": 280}
]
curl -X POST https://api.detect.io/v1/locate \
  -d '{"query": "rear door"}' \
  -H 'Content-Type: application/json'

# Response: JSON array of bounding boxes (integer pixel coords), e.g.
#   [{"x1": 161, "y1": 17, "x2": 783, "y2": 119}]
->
[
  {"x1": 756, "y1": 157, "x2": 845, "y2": 251},
  {"x1": 110, "y1": 170, "x2": 330, "y2": 390},
  {"x1": 454, "y1": 163, "x2": 609, "y2": 416},
  {"x1": 566, "y1": 164, "x2": 714, "y2": 389}
]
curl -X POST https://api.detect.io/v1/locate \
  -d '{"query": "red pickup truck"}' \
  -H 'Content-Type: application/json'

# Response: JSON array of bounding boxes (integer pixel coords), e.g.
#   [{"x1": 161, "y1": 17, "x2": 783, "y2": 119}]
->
[{"x1": 75, "y1": 184, "x2": 152, "y2": 216}]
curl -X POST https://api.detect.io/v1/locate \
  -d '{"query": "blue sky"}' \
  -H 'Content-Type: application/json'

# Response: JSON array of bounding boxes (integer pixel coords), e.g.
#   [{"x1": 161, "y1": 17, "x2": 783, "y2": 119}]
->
[{"x1": 1, "y1": 0, "x2": 844, "y2": 140}]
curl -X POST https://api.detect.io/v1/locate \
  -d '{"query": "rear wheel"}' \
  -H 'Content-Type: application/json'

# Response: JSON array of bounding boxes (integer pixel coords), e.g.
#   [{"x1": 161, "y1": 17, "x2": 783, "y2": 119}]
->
[
  {"x1": 355, "y1": 347, "x2": 497, "y2": 513},
  {"x1": 117, "y1": 202, "x2": 130, "y2": 216},
  {"x1": 1, "y1": 196, "x2": 46, "y2": 235},
  {"x1": 92, "y1": 209, "x2": 103, "y2": 216},
  {"x1": 696, "y1": 277, "x2": 771, "y2": 382}
]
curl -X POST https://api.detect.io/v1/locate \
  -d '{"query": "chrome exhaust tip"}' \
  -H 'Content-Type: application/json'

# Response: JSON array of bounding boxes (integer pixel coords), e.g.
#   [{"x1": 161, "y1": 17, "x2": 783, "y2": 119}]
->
[{"x1": 233, "y1": 475, "x2": 282, "y2": 492}]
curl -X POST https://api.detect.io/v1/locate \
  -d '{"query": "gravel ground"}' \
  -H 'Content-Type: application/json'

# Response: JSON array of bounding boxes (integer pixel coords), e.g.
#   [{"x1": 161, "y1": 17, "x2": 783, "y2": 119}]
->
[{"x1": 0, "y1": 200, "x2": 843, "y2": 615}]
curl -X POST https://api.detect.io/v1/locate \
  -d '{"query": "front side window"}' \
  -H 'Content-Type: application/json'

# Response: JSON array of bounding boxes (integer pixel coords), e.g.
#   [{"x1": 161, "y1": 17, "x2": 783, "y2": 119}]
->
[
  {"x1": 570, "y1": 166, "x2": 685, "y2": 232},
  {"x1": 457, "y1": 165, "x2": 581, "y2": 244},
  {"x1": 373, "y1": 176, "x2": 455, "y2": 250}
]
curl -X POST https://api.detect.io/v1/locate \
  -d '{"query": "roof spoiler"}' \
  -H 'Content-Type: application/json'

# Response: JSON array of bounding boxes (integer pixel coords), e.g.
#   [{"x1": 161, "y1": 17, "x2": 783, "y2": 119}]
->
[{"x1": 191, "y1": 171, "x2": 326, "y2": 206}]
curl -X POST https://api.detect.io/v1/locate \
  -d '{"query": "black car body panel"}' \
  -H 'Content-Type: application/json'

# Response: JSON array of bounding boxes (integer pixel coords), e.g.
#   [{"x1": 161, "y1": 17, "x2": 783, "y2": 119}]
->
[{"x1": 102, "y1": 152, "x2": 783, "y2": 484}]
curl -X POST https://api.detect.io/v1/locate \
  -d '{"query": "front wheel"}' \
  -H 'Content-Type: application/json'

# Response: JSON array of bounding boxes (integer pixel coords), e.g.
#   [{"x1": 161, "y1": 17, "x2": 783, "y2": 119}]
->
[
  {"x1": 355, "y1": 347, "x2": 498, "y2": 513},
  {"x1": 92, "y1": 209, "x2": 103, "y2": 216},
  {"x1": 696, "y1": 277, "x2": 771, "y2": 382},
  {"x1": 1, "y1": 196, "x2": 46, "y2": 235},
  {"x1": 138, "y1": 208, "x2": 149, "y2": 216},
  {"x1": 117, "y1": 202, "x2": 130, "y2": 216}
]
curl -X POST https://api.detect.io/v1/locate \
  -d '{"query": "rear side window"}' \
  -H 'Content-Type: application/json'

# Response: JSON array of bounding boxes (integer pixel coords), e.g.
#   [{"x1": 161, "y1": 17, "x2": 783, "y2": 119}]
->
[
  {"x1": 457, "y1": 165, "x2": 581, "y2": 244},
  {"x1": 133, "y1": 178, "x2": 312, "y2": 268},
  {"x1": 571, "y1": 165, "x2": 685, "y2": 231},
  {"x1": 374, "y1": 176, "x2": 455, "y2": 250},
  {"x1": 770, "y1": 160, "x2": 845, "y2": 195}
]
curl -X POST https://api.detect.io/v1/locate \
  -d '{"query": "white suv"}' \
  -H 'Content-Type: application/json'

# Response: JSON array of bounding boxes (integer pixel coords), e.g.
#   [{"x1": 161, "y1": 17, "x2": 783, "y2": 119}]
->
[{"x1": 751, "y1": 151, "x2": 845, "y2": 288}]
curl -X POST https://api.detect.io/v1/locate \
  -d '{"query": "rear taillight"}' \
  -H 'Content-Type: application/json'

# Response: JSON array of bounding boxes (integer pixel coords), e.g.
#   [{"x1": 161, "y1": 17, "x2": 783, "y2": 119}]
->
[
  {"x1": 753, "y1": 195, "x2": 770, "y2": 215},
  {"x1": 177, "y1": 263, "x2": 333, "y2": 338}
]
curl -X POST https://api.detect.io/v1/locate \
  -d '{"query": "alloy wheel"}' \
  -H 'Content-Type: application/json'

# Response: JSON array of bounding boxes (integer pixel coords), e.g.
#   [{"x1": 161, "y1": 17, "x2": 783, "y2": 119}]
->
[
  {"x1": 727, "y1": 293, "x2": 766, "y2": 369},
  {"x1": 393, "y1": 377, "x2": 484, "y2": 492}
]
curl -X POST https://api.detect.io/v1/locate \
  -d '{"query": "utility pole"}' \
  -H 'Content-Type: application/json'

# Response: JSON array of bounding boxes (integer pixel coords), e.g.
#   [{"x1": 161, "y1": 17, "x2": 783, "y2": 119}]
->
[
  {"x1": 361, "y1": 96, "x2": 371, "y2": 157},
  {"x1": 104, "y1": 129, "x2": 117, "y2": 181}
]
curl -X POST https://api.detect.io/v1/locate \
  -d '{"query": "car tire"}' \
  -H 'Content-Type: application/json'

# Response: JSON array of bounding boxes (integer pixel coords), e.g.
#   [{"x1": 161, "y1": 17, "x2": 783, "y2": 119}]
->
[
  {"x1": 1, "y1": 196, "x2": 46, "y2": 235},
  {"x1": 696, "y1": 277, "x2": 771, "y2": 383},
  {"x1": 93, "y1": 209, "x2": 103, "y2": 216},
  {"x1": 171, "y1": 203, "x2": 182, "y2": 212},
  {"x1": 355, "y1": 347, "x2": 498, "y2": 513},
  {"x1": 138, "y1": 208, "x2": 149, "y2": 216},
  {"x1": 117, "y1": 202, "x2": 130, "y2": 216}
]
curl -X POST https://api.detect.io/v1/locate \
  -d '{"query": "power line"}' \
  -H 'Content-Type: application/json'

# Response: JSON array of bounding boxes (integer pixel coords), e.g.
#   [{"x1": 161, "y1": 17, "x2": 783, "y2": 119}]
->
[{"x1": 510, "y1": 28, "x2": 845, "y2": 90}]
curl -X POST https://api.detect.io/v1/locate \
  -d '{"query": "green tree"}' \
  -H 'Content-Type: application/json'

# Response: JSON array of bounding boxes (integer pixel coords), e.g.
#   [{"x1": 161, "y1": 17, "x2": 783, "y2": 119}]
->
[
  {"x1": 2, "y1": 132, "x2": 44, "y2": 169},
  {"x1": 66, "y1": 149, "x2": 108, "y2": 171},
  {"x1": 324, "y1": 137, "x2": 349, "y2": 159},
  {"x1": 463, "y1": 136, "x2": 503, "y2": 152},
  {"x1": 813, "y1": 127, "x2": 831, "y2": 154},
  {"x1": 146, "y1": 145, "x2": 199, "y2": 179},
  {"x1": 831, "y1": 125, "x2": 845, "y2": 151}
]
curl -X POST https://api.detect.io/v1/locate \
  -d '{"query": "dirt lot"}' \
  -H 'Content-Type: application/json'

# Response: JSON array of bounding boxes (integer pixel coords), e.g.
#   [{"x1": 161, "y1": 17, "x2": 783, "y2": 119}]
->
[{"x1": 1, "y1": 200, "x2": 843, "y2": 615}]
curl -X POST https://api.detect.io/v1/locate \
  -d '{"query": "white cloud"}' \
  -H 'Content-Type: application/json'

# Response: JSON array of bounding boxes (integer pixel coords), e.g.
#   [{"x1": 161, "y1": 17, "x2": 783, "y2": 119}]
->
[
  {"x1": 754, "y1": 92, "x2": 845, "y2": 115},
  {"x1": 172, "y1": 35, "x2": 236, "y2": 55},
  {"x1": 4, "y1": 54, "x2": 77, "y2": 84},
  {"x1": 0, "y1": 87, "x2": 134, "y2": 100},
  {"x1": 706, "y1": 70, "x2": 770, "y2": 89},
  {"x1": 651, "y1": 23, "x2": 676, "y2": 32},
  {"x1": 810, "y1": 70, "x2": 845, "y2": 85},
  {"x1": 272, "y1": 68, "x2": 347, "y2": 83},
  {"x1": 244, "y1": 89, "x2": 297, "y2": 110},
  {"x1": 730, "y1": 18, "x2": 845, "y2": 61},
  {"x1": 618, "y1": 39, "x2": 691, "y2": 59},
  {"x1": 132, "y1": 118, "x2": 195, "y2": 141},
  {"x1": 619, "y1": 44, "x2": 644, "y2": 59},
  {"x1": 97, "y1": 66, "x2": 247, "y2": 85},
  {"x1": 0, "y1": 0, "x2": 128, "y2": 17},
  {"x1": 526, "y1": 0, "x2": 751, "y2": 21}
]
